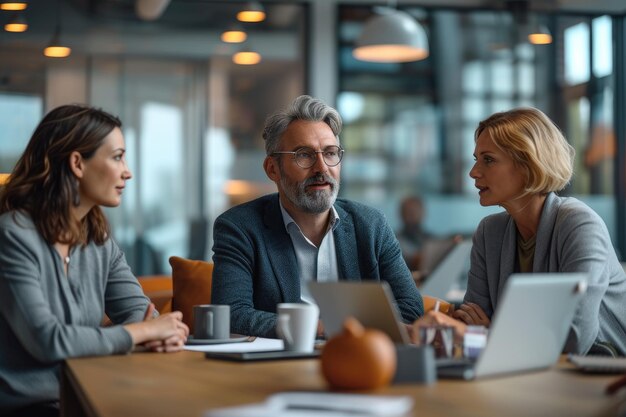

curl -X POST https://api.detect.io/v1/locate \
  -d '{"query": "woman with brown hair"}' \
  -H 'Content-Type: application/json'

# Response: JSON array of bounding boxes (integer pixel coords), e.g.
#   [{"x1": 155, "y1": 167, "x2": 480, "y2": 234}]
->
[{"x1": 0, "y1": 105, "x2": 189, "y2": 416}]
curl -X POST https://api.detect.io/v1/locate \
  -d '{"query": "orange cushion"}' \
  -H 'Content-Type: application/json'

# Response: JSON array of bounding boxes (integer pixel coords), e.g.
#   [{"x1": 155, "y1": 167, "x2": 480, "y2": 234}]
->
[
  {"x1": 137, "y1": 275, "x2": 173, "y2": 314},
  {"x1": 422, "y1": 295, "x2": 452, "y2": 314},
  {"x1": 168, "y1": 256, "x2": 213, "y2": 334}
]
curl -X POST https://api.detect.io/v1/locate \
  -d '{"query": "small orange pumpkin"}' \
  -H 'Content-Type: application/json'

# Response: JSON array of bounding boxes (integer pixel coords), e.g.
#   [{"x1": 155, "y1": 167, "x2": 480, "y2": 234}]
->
[{"x1": 321, "y1": 317, "x2": 396, "y2": 390}]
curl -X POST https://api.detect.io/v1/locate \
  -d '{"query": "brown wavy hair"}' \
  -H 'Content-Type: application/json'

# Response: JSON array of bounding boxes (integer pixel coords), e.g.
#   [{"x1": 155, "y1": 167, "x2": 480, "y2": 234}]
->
[{"x1": 0, "y1": 104, "x2": 122, "y2": 246}]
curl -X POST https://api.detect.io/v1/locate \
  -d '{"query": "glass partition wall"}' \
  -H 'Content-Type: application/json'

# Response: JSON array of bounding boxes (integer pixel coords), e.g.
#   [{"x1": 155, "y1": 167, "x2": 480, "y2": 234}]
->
[
  {"x1": 337, "y1": 6, "x2": 621, "y2": 254},
  {"x1": 0, "y1": 1, "x2": 306, "y2": 274},
  {"x1": 0, "y1": 1, "x2": 624, "y2": 275}
]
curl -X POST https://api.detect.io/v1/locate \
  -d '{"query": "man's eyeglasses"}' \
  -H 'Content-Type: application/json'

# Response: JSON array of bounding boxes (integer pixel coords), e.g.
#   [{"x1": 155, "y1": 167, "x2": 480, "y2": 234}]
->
[{"x1": 271, "y1": 146, "x2": 344, "y2": 169}]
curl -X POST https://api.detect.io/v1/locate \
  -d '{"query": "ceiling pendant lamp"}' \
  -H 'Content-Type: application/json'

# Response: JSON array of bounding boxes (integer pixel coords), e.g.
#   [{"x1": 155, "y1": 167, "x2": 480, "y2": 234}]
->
[
  {"x1": 233, "y1": 51, "x2": 261, "y2": 65},
  {"x1": 44, "y1": 29, "x2": 71, "y2": 58},
  {"x1": 506, "y1": 0, "x2": 551, "y2": 45},
  {"x1": 237, "y1": 2, "x2": 265, "y2": 23},
  {"x1": 221, "y1": 25, "x2": 247, "y2": 43},
  {"x1": 527, "y1": 23, "x2": 552, "y2": 45},
  {"x1": 0, "y1": 2, "x2": 27, "y2": 11},
  {"x1": 44, "y1": 0, "x2": 71, "y2": 58},
  {"x1": 135, "y1": 0, "x2": 170, "y2": 21},
  {"x1": 4, "y1": 13, "x2": 27, "y2": 32},
  {"x1": 353, "y1": 7, "x2": 429, "y2": 63}
]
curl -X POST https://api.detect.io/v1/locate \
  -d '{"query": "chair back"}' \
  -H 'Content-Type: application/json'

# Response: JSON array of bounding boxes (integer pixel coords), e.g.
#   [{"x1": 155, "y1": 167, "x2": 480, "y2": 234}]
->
[
  {"x1": 169, "y1": 256, "x2": 213, "y2": 333},
  {"x1": 422, "y1": 295, "x2": 452, "y2": 314},
  {"x1": 137, "y1": 275, "x2": 173, "y2": 313}
]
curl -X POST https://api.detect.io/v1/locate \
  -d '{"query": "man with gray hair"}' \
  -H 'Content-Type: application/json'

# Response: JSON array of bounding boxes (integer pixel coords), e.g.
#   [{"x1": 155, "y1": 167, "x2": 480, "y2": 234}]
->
[{"x1": 212, "y1": 95, "x2": 423, "y2": 338}]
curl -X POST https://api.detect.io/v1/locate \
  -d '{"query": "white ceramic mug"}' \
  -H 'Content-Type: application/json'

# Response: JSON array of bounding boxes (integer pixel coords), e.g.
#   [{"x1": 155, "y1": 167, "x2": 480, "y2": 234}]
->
[{"x1": 276, "y1": 303, "x2": 319, "y2": 352}]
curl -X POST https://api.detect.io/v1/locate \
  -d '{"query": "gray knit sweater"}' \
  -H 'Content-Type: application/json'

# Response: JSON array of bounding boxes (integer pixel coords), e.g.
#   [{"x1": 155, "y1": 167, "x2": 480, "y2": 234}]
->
[{"x1": 0, "y1": 211, "x2": 149, "y2": 412}]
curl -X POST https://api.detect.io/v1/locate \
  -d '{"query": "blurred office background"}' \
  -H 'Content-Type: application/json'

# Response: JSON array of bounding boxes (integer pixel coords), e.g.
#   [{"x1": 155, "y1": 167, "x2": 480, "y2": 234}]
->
[{"x1": 0, "y1": 0, "x2": 624, "y2": 275}]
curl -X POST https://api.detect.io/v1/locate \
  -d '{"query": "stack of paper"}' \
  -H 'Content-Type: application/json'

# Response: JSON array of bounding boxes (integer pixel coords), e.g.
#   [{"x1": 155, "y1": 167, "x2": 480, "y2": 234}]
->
[
  {"x1": 185, "y1": 337, "x2": 284, "y2": 353},
  {"x1": 204, "y1": 392, "x2": 414, "y2": 417}
]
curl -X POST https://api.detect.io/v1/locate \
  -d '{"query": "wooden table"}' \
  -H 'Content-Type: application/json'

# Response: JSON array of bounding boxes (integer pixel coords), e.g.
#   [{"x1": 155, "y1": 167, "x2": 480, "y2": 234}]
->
[{"x1": 61, "y1": 350, "x2": 626, "y2": 417}]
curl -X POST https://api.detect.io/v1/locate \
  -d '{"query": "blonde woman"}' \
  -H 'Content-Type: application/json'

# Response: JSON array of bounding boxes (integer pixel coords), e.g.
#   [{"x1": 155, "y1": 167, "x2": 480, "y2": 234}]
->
[{"x1": 416, "y1": 108, "x2": 626, "y2": 356}]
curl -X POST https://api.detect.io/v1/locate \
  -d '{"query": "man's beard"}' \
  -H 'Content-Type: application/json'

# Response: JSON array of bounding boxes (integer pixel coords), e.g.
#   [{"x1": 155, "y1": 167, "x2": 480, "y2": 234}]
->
[{"x1": 280, "y1": 171, "x2": 340, "y2": 214}]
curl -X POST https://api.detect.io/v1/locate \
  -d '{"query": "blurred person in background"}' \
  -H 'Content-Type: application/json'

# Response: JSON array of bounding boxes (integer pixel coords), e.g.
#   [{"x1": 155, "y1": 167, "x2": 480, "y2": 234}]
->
[{"x1": 396, "y1": 195, "x2": 432, "y2": 272}]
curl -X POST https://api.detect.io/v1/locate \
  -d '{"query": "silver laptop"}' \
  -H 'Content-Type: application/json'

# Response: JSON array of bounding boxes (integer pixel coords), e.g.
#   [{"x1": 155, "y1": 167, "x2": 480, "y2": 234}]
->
[
  {"x1": 438, "y1": 273, "x2": 587, "y2": 380},
  {"x1": 420, "y1": 239, "x2": 472, "y2": 300},
  {"x1": 308, "y1": 281, "x2": 411, "y2": 344}
]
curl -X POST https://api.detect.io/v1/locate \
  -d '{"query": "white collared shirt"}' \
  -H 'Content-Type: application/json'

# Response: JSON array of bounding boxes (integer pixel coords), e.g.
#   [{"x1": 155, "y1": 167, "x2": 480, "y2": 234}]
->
[{"x1": 279, "y1": 200, "x2": 340, "y2": 303}]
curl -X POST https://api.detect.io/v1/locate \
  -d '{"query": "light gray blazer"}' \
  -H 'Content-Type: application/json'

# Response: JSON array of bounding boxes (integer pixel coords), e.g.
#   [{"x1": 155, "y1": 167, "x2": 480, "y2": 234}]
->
[{"x1": 464, "y1": 192, "x2": 626, "y2": 355}]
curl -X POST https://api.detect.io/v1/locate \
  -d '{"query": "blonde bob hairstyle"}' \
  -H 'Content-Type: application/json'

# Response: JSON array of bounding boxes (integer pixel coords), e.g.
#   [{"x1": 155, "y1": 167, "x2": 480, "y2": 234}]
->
[{"x1": 475, "y1": 107, "x2": 574, "y2": 195}]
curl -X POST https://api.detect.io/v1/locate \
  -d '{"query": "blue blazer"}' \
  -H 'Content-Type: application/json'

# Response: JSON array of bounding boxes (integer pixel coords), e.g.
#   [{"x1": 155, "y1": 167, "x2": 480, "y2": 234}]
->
[{"x1": 212, "y1": 193, "x2": 423, "y2": 337}]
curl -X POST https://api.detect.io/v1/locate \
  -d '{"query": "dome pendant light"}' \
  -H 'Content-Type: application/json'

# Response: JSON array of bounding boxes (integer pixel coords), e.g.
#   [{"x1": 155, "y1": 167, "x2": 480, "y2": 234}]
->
[
  {"x1": 4, "y1": 13, "x2": 27, "y2": 32},
  {"x1": 527, "y1": 23, "x2": 552, "y2": 45},
  {"x1": 43, "y1": 0, "x2": 71, "y2": 58},
  {"x1": 221, "y1": 25, "x2": 247, "y2": 43},
  {"x1": 135, "y1": 0, "x2": 170, "y2": 21},
  {"x1": 233, "y1": 50, "x2": 261, "y2": 65},
  {"x1": 0, "y1": 2, "x2": 27, "y2": 11},
  {"x1": 44, "y1": 28, "x2": 71, "y2": 58},
  {"x1": 353, "y1": 7, "x2": 429, "y2": 63},
  {"x1": 237, "y1": 2, "x2": 265, "y2": 23},
  {"x1": 507, "y1": 0, "x2": 551, "y2": 45}
]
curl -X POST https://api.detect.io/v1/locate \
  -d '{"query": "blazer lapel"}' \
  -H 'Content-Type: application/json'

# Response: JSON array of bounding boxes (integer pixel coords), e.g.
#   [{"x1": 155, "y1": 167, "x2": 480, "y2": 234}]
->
[
  {"x1": 496, "y1": 216, "x2": 518, "y2": 309},
  {"x1": 263, "y1": 196, "x2": 301, "y2": 302},
  {"x1": 534, "y1": 192, "x2": 558, "y2": 271},
  {"x1": 333, "y1": 204, "x2": 361, "y2": 282}
]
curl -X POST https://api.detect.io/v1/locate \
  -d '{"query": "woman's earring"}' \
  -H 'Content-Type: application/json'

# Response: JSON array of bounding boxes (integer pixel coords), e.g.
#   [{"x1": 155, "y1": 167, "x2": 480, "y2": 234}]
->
[{"x1": 73, "y1": 180, "x2": 81, "y2": 207}]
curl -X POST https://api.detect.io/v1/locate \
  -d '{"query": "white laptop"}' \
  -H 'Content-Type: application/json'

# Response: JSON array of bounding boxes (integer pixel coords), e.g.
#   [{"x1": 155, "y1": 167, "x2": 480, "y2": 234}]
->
[
  {"x1": 308, "y1": 281, "x2": 411, "y2": 344},
  {"x1": 437, "y1": 273, "x2": 587, "y2": 380},
  {"x1": 419, "y1": 240, "x2": 472, "y2": 300}
]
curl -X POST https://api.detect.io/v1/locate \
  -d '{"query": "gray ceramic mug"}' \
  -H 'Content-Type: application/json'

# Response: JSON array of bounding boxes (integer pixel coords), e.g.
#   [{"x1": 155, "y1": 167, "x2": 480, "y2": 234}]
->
[{"x1": 193, "y1": 304, "x2": 230, "y2": 340}]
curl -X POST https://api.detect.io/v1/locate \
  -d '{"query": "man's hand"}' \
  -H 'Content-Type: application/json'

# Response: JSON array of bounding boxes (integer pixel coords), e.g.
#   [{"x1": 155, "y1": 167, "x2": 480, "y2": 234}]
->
[
  {"x1": 411, "y1": 311, "x2": 467, "y2": 344},
  {"x1": 451, "y1": 302, "x2": 490, "y2": 327}
]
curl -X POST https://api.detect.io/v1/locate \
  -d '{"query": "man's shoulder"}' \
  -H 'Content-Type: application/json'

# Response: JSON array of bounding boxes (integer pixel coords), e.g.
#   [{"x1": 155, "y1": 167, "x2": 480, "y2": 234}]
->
[{"x1": 216, "y1": 194, "x2": 278, "y2": 222}]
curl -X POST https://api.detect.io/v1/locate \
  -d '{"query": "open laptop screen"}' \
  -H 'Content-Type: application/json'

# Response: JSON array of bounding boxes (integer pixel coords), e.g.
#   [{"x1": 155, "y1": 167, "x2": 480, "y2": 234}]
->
[
  {"x1": 308, "y1": 281, "x2": 410, "y2": 344},
  {"x1": 438, "y1": 273, "x2": 587, "y2": 379}
]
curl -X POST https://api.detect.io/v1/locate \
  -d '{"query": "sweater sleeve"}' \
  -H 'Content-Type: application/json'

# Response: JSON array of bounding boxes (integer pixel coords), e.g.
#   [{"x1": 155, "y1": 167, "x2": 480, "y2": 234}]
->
[
  {"x1": 0, "y1": 224, "x2": 133, "y2": 364},
  {"x1": 104, "y1": 239, "x2": 151, "y2": 325}
]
